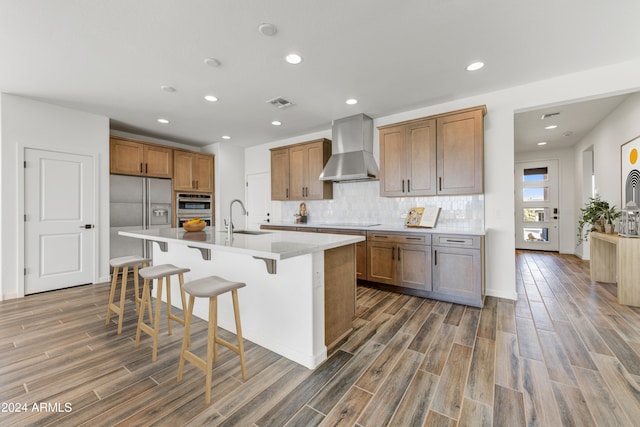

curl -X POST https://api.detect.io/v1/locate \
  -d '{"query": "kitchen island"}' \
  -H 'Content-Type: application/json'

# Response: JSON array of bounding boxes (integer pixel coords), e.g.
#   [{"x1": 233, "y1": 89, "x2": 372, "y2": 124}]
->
[{"x1": 119, "y1": 227, "x2": 364, "y2": 369}]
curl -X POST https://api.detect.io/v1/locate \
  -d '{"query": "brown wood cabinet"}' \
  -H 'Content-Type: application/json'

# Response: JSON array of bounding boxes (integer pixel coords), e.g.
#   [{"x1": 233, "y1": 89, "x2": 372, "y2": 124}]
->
[
  {"x1": 379, "y1": 119, "x2": 437, "y2": 196},
  {"x1": 110, "y1": 136, "x2": 173, "y2": 178},
  {"x1": 270, "y1": 139, "x2": 333, "y2": 201},
  {"x1": 366, "y1": 232, "x2": 431, "y2": 291},
  {"x1": 173, "y1": 150, "x2": 214, "y2": 192},
  {"x1": 378, "y1": 106, "x2": 485, "y2": 197},
  {"x1": 317, "y1": 229, "x2": 367, "y2": 280}
]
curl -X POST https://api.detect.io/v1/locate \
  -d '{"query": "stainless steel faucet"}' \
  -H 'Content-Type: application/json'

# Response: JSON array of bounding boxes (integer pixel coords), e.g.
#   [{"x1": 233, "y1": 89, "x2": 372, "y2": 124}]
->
[{"x1": 228, "y1": 199, "x2": 247, "y2": 240}]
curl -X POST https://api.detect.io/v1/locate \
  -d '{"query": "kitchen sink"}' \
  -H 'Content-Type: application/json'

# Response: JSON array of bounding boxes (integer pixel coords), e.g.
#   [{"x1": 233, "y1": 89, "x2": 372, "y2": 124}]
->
[{"x1": 233, "y1": 230, "x2": 271, "y2": 235}]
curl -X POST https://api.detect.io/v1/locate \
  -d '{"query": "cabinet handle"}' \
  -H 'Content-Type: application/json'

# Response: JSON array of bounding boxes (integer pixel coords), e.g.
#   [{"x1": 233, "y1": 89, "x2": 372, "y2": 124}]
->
[
  {"x1": 406, "y1": 237, "x2": 422, "y2": 240},
  {"x1": 286, "y1": 188, "x2": 289, "y2": 199},
  {"x1": 445, "y1": 239, "x2": 466, "y2": 243},
  {"x1": 434, "y1": 250, "x2": 438, "y2": 265},
  {"x1": 196, "y1": 180, "x2": 199, "y2": 189},
  {"x1": 373, "y1": 235, "x2": 388, "y2": 239},
  {"x1": 439, "y1": 177, "x2": 442, "y2": 191},
  {"x1": 140, "y1": 162, "x2": 143, "y2": 173},
  {"x1": 402, "y1": 179, "x2": 405, "y2": 193},
  {"x1": 392, "y1": 247, "x2": 395, "y2": 260},
  {"x1": 398, "y1": 247, "x2": 401, "y2": 261},
  {"x1": 407, "y1": 179, "x2": 410, "y2": 193},
  {"x1": 145, "y1": 163, "x2": 148, "y2": 173}
]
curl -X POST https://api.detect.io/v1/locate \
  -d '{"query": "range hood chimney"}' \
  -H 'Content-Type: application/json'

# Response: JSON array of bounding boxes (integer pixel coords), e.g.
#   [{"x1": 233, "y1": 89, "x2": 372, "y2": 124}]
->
[{"x1": 319, "y1": 113, "x2": 379, "y2": 182}]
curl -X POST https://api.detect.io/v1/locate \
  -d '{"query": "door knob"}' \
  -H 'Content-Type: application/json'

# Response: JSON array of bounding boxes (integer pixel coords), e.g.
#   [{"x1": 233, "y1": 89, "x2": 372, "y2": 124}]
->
[{"x1": 80, "y1": 224, "x2": 95, "y2": 229}]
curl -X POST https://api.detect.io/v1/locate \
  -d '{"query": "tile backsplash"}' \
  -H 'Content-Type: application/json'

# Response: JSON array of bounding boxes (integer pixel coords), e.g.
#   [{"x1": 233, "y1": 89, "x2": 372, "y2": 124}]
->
[{"x1": 281, "y1": 180, "x2": 484, "y2": 228}]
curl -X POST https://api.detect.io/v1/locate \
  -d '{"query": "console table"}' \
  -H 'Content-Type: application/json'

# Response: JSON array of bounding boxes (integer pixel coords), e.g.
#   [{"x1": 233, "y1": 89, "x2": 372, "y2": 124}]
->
[{"x1": 590, "y1": 231, "x2": 640, "y2": 307}]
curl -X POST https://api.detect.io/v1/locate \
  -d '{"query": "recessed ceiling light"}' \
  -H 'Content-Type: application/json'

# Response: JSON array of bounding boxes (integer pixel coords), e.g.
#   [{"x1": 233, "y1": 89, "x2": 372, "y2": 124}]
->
[
  {"x1": 272, "y1": 121, "x2": 282, "y2": 126},
  {"x1": 204, "y1": 95, "x2": 218, "y2": 102},
  {"x1": 258, "y1": 23, "x2": 278, "y2": 36},
  {"x1": 544, "y1": 125, "x2": 558, "y2": 130},
  {"x1": 466, "y1": 61, "x2": 485, "y2": 71},
  {"x1": 285, "y1": 53, "x2": 303, "y2": 65},
  {"x1": 222, "y1": 135, "x2": 231, "y2": 140},
  {"x1": 346, "y1": 98, "x2": 358, "y2": 105},
  {"x1": 160, "y1": 85, "x2": 176, "y2": 93},
  {"x1": 157, "y1": 118, "x2": 169, "y2": 124},
  {"x1": 204, "y1": 57, "x2": 222, "y2": 67},
  {"x1": 537, "y1": 141, "x2": 547, "y2": 146}
]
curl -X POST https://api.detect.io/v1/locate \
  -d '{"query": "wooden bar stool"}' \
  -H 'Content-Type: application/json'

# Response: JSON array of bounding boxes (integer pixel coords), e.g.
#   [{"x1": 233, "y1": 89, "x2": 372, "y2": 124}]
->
[
  {"x1": 106, "y1": 255, "x2": 152, "y2": 334},
  {"x1": 177, "y1": 276, "x2": 247, "y2": 404},
  {"x1": 135, "y1": 264, "x2": 190, "y2": 362}
]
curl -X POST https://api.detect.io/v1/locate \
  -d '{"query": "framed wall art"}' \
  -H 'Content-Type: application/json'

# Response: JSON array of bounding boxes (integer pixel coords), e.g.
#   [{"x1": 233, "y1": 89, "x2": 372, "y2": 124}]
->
[{"x1": 621, "y1": 135, "x2": 640, "y2": 207}]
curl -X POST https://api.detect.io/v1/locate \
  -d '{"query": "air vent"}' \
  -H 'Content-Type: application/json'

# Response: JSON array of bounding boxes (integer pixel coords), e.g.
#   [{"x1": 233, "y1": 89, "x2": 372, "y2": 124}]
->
[
  {"x1": 266, "y1": 96, "x2": 294, "y2": 109},
  {"x1": 541, "y1": 112, "x2": 560, "y2": 120}
]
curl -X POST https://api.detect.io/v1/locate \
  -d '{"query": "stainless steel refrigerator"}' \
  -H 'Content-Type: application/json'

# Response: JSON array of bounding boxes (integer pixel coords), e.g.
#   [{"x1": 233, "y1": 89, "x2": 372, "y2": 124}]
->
[{"x1": 110, "y1": 175, "x2": 172, "y2": 261}]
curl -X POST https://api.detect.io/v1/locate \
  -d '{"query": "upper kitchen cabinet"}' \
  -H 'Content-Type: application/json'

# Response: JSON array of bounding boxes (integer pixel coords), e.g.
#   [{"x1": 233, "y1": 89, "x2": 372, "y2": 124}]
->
[
  {"x1": 173, "y1": 150, "x2": 214, "y2": 192},
  {"x1": 270, "y1": 147, "x2": 290, "y2": 200},
  {"x1": 379, "y1": 106, "x2": 486, "y2": 196},
  {"x1": 270, "y1": 138, "x2": 333, "y2": 201},
  {"x1": 379, "y1": 119, "x2": 437, "y2": 196},
  {"x1": 110, "y1": 136, "x2": 173, "y2": 178}
]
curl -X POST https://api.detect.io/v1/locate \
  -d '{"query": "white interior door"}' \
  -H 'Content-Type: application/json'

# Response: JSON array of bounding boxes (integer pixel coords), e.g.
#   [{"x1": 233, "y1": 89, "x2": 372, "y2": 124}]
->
[
  {"x1": 246, "y1": 172, "x2": 272, "y2": 229},
  {"x1": 515, "y1": 160, "x2": 559, "y2": 251},
  {"x1": 25, "y1": 148, "x2": 95, "y2": 294}
]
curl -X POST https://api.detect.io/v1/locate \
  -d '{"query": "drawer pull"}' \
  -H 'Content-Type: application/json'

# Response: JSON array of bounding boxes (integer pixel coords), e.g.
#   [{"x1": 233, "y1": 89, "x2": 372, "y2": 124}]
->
[
  {"x1": 445, "y1": 239, "x2": 466, "y2": 243},
  {"x1": 373, "y1": 235, "x2": 388, "y2": 239},
  {"x1": 406, "y1": 237, "x2": 422, "y2": 240}
]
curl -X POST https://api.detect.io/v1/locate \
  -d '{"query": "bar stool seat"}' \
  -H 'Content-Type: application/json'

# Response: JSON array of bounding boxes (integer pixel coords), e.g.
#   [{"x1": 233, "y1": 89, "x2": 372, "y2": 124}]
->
[
  {"x1": 177, "y1": 276, "x2": 247, "y2": 404},
  {"x1": 135, "y1": 264, "x2": 190, "y2": 362},
  {"x1": 106, "y1": 255, "x2": 151, "y2": 334}
]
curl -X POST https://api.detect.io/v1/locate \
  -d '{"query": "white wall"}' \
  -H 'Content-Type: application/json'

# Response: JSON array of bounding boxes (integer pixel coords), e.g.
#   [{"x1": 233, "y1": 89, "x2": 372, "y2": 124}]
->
[
  {"x1": 515, "y1": 148, "x2": 576, "y2": 254},
  {"x1": 573, "y1": 92, "x2": 640, "y2": 259},
  {"x1": 244, "y1": 59, "x2": 640, "y2": 301},
  {"x1": 0, "y1": 94, "x2": 110, "y2": 300},
  {"x1": 205, "y1": 143, "x2": 245, "y2": 230}
]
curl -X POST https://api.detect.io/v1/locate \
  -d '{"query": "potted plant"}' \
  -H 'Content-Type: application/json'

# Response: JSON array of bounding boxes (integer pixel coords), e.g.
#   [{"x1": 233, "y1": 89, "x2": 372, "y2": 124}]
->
[
  {"x1": 576, "y1": 195, "x2": 610, "y2": 244},
  {"x1": 602, "y1": 204, "x2": 621, "y2": 233}
]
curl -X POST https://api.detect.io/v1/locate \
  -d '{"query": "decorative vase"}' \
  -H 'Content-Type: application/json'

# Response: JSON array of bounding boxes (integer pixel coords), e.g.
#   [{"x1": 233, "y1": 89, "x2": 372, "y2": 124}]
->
[
  {"x1": 604, "y1": 223, "x2": 615, "y2": 234},
  {"x1": 594, "y1": 218, "x2": 605, "y2": 232}
]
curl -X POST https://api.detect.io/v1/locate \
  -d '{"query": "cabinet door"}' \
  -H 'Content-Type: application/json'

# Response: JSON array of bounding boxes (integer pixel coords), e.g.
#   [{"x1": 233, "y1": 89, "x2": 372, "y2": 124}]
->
[
  {"x1": 173, "y1": 151, "x2": 195, "y2": 191},
  {"x1": 110, "y1": 138, "x2": 144, "y2": 175},
  {"x1": 270, "y1": 148, "x2": 290, "y2": 200},
  {"x1": 406, "y1": 120, "x2": 437, "y2": 196},
  {"x1": 397, "y1": 243, "x2": 431, "y2": 291},
  {"x1": 289, "y1": 145, "x2": 306, "y2": 200},
  {"x1": 367, "y1": 241, "x2": 396, "y2": 285},
  {"x1": 306, "y1": 142, "x2": 331, "y2": 200},
  {"x1": 379, "y1": 126, "x2": 406, "y2": 196},
  {"x1": 436, "y1": 109, "x2": 483, "y2": 194},
  {"x1": 144, "y1": 145, "x2": 173, "y2": 178},
  {"x1": 194, "y1": 154, "x2": 213, "y2": 192},
  {"x1": 432, "y1": 246, "x2": 481, "y2": 301}
]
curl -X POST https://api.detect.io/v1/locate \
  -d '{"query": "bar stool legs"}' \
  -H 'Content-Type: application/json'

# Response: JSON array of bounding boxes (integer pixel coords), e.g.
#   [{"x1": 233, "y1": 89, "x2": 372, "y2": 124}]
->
[
  {"x1": 177, "y1": 276, "x2": 247, "y2": 405},
  {"x1": 134, "y1": 264, "x2": 190, "y2": 362},
  {"x1": 106, "y1": 256, "x2": 151, "y2": 334}
]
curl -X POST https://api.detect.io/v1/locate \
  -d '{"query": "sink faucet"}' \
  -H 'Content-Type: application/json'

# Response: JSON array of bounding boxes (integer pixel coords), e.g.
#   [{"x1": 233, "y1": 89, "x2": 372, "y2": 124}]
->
[{"x1": 228, "y1": 199, "x2": 247, "y2": 240}]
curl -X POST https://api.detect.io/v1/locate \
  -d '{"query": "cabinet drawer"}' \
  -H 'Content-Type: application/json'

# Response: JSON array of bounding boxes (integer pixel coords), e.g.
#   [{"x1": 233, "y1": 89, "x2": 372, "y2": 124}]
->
[
  {"x1": 367, "y1": 232, "x2": 430, "y2": 245},
  {"x1": 434, "y1": 234, "x2": 481, "y2": 249}
]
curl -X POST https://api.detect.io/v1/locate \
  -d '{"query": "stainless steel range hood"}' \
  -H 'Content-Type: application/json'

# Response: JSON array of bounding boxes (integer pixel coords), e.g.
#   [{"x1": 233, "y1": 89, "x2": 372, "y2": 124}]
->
[{"x1": 319, "y1": 113, "x2": 379, "y2": 182}]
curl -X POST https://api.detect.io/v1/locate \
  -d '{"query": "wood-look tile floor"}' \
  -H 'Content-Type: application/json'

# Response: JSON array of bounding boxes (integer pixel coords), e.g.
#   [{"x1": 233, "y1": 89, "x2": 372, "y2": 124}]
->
[{"x1": 2, "y1": 250, "x2": 640, "y2": 426}]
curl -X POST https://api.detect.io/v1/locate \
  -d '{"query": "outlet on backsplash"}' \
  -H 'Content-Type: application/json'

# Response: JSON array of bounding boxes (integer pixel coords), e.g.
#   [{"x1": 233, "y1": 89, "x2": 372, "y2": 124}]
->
[{"x1": 278, "y1": 180, "x2": 484, "y2": 228}]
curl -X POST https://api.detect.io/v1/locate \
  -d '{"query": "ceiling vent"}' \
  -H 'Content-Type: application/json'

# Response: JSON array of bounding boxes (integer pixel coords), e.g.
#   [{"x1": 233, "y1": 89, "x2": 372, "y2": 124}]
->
[
  {"x1": 541, "y1": 112, "x2": 560, "y2": 120},
  {"x1": 266, "y1": 96, "x2": 294, "y2": 109}
]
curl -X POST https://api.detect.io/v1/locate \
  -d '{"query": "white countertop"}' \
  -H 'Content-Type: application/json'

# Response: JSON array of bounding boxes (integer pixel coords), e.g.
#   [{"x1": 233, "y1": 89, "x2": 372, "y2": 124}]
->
[
  {"x1": 264, "y1": 221, "x2": 486, "y2": 236},
  {"x1": 119, "y1": 227, "x2": 365, "y2": 260}
]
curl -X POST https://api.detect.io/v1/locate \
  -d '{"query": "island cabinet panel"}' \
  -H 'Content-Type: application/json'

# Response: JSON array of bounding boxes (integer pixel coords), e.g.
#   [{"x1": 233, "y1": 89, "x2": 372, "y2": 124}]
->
[
  {"x1": 110, "y1": 136, "x2": 173, "y2": 178},
  {"x1": 431, "y1": 234, "x2": 484, "y2": 307},
  {"x1": 270, "y1": 148, "x2": 290, "y2": 200},
  {"x1": 173, "y1": 150, "x2": 214, "y2": 192},
  {"x1": 378, "y1": 105, "x2": 485, "y2": 197},
  {"x1": 366, "y1": 232, "x2": 432, "y2": 291},
  {"x1": 324, "y1": 244, "x2": 357, "y2": 349},
  {"x1": 270, "y1": 138, "x2": 332, "y2": 201}
]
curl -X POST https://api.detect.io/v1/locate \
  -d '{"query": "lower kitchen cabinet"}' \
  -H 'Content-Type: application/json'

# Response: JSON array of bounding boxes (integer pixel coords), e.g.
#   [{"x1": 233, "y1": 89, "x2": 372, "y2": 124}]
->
[
  {"x1": 431, "y1": 234, "x2": 484, "y2": 307},
  {"x1": 366, "y1": 232, "x2": 431, "y2": 291},
  {"x1": 317, "y1": 229, "x2": 367, "y2": 280}
]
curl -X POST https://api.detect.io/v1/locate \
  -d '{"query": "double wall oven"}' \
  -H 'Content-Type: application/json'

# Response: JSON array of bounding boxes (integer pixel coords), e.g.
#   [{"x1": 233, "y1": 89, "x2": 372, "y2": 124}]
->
[{"x1": 176, "y1": 193, "x2": 213, "y2": 227}]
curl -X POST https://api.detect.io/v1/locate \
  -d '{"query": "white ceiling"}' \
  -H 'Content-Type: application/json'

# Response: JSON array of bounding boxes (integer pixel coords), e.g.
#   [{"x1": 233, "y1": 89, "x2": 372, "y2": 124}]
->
[{"x1": 2, "y1": 1, "x2": 639, "y2": 149}]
